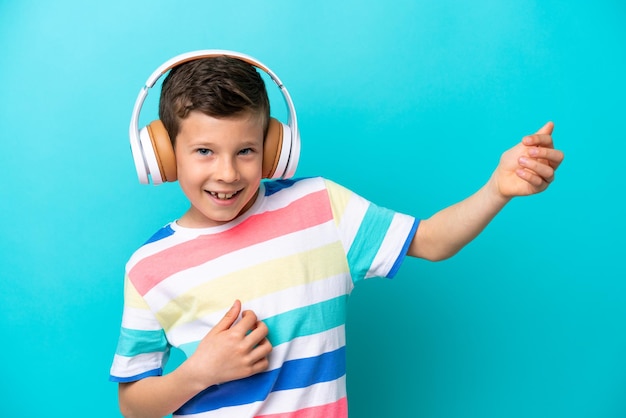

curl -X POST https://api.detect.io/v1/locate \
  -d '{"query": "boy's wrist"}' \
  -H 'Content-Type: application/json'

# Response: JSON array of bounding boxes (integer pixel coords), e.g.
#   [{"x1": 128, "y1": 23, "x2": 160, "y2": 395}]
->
[
  {"x1": 174, "y1": 357, "x2": 217, "y2": 394},
  {"x1": 486, "y1": 173, "x2": 513, "y2": 208}
]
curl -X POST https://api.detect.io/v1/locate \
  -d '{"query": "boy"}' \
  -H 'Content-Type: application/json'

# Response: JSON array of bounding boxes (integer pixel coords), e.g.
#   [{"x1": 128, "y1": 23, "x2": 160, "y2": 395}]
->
[{"x1": 110, "y1": 54, "x2": 564, "y2": 418}]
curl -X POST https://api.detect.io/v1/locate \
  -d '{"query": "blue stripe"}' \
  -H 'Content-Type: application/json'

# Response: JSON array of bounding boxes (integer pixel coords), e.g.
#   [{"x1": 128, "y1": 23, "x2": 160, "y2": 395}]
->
[
  {"x1": 175, "y1": 346, "x2": 346, "y2": 415},
  {"x1": 388, "y1": 219, "x2": 419, "y2": 278},
  {"x1": 109, "y1": 368, "x2": 163, "y2": 383},
  {"x1": 347, "y1": 203, "x2": 395, "y2": 283},
  {"x1": 144, "y1": 224, "x2": 175, "y2": 244},
  {"x1": 262, "y1": 178, "x2": 299, "y2": 196},
  {"x1": 274, "y1": 347, "x2": 346, "y2": 390}
]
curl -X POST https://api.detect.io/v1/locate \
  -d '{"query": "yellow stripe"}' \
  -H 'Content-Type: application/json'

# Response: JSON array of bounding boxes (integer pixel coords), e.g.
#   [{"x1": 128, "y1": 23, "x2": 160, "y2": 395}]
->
[
  {"x1": 156, "y1": 241, "x2": 349, "y2": 331},
  {"x1": 124, "y1": 274, "x2": 151, "y2": 310},
  {"x1": 324, "y1": 179, "x2": 351, "y2": 227}
]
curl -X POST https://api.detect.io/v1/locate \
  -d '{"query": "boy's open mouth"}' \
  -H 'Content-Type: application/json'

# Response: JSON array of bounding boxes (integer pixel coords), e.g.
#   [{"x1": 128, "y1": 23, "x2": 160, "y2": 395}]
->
[{"x1": 207, "y1": 190, "x2": 241, "y2": 200}]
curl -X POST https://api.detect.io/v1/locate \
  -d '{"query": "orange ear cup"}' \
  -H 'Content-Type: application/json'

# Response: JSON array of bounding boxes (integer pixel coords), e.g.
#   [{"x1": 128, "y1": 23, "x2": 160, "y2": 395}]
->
[
  {"x1": 262, "y1": 118, "x2": 283, "y2": 179},
  {"x1": 147, "y1": 117, "x2": 284, "y2": 182},
  {"x1": 146, "y1": 120, "x2": 177, "y2": 182}
]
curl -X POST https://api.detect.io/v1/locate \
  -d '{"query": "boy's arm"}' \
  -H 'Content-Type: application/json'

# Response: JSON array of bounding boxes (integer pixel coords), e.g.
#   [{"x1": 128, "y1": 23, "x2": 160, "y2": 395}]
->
[
  {"x1": 408, "y1": 122, "x2": 564, "y2": 261},
  {"x1": 118, "y1": 300, "x2": 272, "y2": 418}
]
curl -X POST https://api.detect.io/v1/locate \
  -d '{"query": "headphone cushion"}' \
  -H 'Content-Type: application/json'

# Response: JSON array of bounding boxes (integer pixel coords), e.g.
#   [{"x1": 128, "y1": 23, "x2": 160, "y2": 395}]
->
[
  {"x1": 146, "y1": 120, "x2": 177, "y2": 182},
  {"x1": 263, "y1": 118, "x2": 284, "y2": 178}
]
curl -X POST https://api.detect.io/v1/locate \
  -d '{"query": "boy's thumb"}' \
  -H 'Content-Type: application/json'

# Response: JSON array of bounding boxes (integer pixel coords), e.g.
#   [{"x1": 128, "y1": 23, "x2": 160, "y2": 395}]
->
[
  {"x1": 535, "y1": 121, "x2": 554, "y2": 136},
  {"x1": 213, "y1": 300, "x2": 242, "y2": 331}
]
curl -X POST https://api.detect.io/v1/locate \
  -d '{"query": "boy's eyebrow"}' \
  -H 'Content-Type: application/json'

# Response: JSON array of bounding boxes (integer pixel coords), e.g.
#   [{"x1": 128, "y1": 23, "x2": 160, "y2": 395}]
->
[
  {"x1": 181, "y1": 138, "x2": 215, "y2": 147},
  {"x1": 239, "y1": 138, "x2": 264, "y2": 146},
  {"x1": 185, "y1": 137, "x2": 263, "y2": 148}
]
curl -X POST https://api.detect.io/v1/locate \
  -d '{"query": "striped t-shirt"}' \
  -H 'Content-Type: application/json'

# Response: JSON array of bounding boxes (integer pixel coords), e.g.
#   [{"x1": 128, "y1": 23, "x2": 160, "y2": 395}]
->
[{"x1": 110, "y1": 177, "x2": 418, "y2": 417}]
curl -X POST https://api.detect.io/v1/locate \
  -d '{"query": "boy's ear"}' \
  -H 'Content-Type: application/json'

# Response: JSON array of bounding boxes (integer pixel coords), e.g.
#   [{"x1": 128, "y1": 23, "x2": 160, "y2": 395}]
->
[{"x1": 145, "y1": 120, "x2": 177, "y2": 182}]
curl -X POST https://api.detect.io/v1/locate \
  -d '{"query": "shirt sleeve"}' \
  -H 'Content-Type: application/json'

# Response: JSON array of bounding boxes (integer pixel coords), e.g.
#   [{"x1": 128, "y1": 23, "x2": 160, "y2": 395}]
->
[
  {"x1": 324, "y1": 179, "x2": 419, "y2": 284},
  {"x1": 109, "y1": 274, "x2": 170, "y2": 383}
]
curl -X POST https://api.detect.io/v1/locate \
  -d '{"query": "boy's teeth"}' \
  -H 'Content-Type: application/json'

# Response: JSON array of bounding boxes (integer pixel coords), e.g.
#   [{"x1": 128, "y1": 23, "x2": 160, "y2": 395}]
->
[{"x1": 212, "y1": 192, "x2": 235, "y2": 199}]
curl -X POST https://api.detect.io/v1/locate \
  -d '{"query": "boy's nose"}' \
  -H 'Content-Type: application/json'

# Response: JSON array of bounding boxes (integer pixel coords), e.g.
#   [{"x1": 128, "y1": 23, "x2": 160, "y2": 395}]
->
[{"x1": 216, "y1": 157, "x2": 239, "y2": 182}]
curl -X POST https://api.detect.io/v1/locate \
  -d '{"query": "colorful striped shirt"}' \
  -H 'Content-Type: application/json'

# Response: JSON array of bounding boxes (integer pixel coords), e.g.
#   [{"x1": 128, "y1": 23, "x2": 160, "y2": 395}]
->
[{"x1": 110, "y1": 177, "x2": 418, "y2": 417}]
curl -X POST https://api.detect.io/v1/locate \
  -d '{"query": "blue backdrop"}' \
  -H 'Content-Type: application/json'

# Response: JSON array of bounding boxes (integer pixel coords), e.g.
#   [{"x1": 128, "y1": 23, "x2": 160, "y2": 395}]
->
[{"x1": 1, "y1": 1, "x2": 625, "y2": 417}]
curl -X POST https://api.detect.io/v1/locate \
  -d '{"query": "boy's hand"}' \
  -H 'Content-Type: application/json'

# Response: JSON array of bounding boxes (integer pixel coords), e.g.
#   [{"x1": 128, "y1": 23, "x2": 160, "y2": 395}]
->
[
  {"x1": 184, "y1": 300, "x2": 272, "y2": 390},
  {"x1": 492, "y1": 122, "x2": 564, "y2": 199}
]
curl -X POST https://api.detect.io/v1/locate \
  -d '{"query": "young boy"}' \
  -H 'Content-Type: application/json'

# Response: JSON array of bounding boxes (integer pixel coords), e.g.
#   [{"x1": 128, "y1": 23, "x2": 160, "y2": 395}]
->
[{"x1": 110, "y1": 54, "x2": 564, "y2": 418}]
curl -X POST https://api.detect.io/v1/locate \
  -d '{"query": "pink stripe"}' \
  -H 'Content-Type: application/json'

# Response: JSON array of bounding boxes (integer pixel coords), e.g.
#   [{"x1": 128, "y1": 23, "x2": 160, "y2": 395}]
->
[
  {"x1": 255, "y1": 397, "x2": 348, "y2": 418},
  {"x1": 130, "y1": 189, "x2": 332, "y2": 296}
]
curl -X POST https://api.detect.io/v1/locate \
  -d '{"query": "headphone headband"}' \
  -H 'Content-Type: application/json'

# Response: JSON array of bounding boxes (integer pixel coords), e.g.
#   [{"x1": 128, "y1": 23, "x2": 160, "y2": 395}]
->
[
  {"x1": 129, "y1": 49, "x2": 300, "y2": 184},
  {"x1": 145, "y1": 50, "x2": 276, "y2": 88}
]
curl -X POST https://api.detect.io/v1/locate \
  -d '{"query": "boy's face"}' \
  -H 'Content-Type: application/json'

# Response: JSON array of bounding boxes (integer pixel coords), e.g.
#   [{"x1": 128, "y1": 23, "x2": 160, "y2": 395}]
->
[{"x1": 174, "y1": 110, "x2": 264, "y2": 228}]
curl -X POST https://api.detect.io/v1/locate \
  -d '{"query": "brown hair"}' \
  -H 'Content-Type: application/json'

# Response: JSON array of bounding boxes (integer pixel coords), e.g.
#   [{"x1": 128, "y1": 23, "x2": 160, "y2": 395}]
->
[{"x1": 159, "y1": 55, "x2": 270, "y2": 145}]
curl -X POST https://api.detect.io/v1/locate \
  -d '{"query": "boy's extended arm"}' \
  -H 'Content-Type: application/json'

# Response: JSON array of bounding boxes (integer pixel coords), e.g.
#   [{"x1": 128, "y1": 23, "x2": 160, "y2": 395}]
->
[
  {"x1": 118, "y1": 300, "x2": 272, "y2": 418},
  {"x1": 409, "y1": 122, "x2": 564, "y2": 261}
]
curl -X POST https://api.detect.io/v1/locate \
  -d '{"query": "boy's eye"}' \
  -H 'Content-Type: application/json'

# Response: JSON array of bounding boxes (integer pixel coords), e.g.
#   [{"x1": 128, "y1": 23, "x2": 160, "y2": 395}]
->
[
  {"x1": 197, "y1": 148, "x2": 212, "y2": 156},
  {"x1": 239, "y1": 148, "x2": 254, "y2": 156}
]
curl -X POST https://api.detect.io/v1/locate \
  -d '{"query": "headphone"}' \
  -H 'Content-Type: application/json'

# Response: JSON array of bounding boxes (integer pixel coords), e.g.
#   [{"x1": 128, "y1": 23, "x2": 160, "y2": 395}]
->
[{"x1": 129, "y1": 49, "x2": 300, "y2": 185}]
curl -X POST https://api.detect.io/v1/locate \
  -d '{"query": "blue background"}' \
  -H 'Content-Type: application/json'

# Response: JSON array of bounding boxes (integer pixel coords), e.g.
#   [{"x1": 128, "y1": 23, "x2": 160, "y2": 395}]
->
[{"x1": 1, "y1": 1, "x2": 624, "y2": 417}]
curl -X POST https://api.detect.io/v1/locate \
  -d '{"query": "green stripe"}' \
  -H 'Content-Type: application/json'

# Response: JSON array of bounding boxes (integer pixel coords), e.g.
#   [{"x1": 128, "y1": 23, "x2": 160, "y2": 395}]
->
[
  {"x1": 264, "y1": 295, "x2": 348, "y2": 346},
  {"x1": 116, "y1": 327, "x2": 168, "y2": 357},
  {"x1": 347, "y1": 204, "x2": 394, "y2": 283},
  {"x1": 178, "y1": 296, "x2": 349, "y2": 357}
]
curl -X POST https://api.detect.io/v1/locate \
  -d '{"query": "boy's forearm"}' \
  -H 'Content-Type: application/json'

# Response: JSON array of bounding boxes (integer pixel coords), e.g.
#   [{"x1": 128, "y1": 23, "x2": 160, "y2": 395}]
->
[
  {"x1": 118, "y1": 361, "x2": 210, "y2": 418},
  {"x1": 409, "y1": 176, "x2": 510, "y2": 261}
]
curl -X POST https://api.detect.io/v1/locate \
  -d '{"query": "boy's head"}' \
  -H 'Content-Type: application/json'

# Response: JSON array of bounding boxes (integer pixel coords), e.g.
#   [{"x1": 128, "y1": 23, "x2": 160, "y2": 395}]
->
[
  {"x1": 159, "y1": 56, "x2": 270, "y2": 146},
  {"x1": 129, "y1": 51, "x2": 300, "y2": 186}
]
